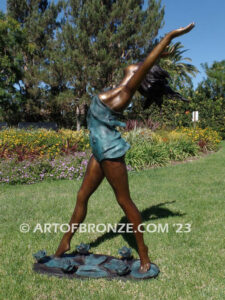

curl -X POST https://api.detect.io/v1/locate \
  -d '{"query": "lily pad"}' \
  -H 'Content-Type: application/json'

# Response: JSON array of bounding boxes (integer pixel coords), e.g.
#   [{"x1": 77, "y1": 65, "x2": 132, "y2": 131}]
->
[
  {"x1": 84, "y1": 254, "x2": 107, "y2": 266},
  {"x1": 76, "y1": 265, "x2": 108, "y2": 278},
  {"x1": 104, "y1": 259, "x2": 130, "y2": 275},
  {"x1": 45, "y1": 257, "x2": 79, "y2": 272},
  {"x1": 130, "y1": 260, "x2": 160, "y2": 279}
]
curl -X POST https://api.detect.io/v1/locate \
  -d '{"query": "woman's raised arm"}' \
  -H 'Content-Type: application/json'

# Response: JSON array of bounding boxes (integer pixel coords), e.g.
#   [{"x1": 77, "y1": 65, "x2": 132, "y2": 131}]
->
[
  {"x1": 99, "y1": 23, "x2": 195, "y2": 112},
  {"x1": 126, "y1": 23, "x2": 195, "y2": 95}
]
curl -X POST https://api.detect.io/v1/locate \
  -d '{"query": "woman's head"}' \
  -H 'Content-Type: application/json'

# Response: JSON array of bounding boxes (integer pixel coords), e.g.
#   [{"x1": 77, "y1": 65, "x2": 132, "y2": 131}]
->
[
  {"x1": 137, "y1": 64, "x2": 188, "y2": 109},
  {"x1": 122, "y1": 63, "x2": 188, "y2": 109}
]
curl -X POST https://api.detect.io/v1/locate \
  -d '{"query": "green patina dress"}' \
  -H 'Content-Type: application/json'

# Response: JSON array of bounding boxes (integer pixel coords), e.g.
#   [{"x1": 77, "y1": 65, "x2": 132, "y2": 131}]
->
[{"x1": 87, "y1": 95, "x2": 130, "y2": 162}]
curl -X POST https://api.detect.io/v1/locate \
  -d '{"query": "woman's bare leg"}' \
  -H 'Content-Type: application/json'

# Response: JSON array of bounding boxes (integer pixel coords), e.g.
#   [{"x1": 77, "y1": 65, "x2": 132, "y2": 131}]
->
[
  {"x1": 55, "y1": 155, "x2": 104, "y2": 257},
  {"x1": 101, "y1": 157, "x2": 150, "y2": 273}
]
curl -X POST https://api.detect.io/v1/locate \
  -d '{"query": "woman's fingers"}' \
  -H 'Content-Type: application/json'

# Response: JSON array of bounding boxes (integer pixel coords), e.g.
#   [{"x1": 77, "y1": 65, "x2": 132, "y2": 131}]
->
[{"x1": 171, "y1": 22, "x2": 195, "y2": 38}]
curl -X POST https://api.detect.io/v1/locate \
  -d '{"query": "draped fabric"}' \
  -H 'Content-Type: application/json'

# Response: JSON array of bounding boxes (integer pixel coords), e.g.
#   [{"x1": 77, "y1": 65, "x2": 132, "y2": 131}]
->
[{"x1": 87, "y1": 95, "x2": 130, "y2": 162}]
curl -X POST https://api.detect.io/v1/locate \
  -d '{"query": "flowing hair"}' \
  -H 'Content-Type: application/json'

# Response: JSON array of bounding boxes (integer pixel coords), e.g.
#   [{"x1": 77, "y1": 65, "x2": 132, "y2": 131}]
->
[{"x1": 138, "y1": 64, "x2": 188, "y2": 109}]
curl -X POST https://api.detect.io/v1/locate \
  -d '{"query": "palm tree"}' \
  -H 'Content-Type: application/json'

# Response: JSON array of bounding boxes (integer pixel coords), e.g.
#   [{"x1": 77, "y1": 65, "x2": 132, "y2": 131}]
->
[{"x1": 159, "y1": 42, "x2": 198, "y2": 88}]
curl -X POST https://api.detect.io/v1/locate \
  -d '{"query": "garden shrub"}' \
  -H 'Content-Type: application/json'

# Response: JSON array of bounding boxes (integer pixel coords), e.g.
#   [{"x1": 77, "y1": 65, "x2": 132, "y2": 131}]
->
[
  {"x1": 124, "y1": 128, "x2": 200, "y2": 170},
  {"x1": 0, "y1": 152, "x2": 91, "y2": 184},
  {"x1": 174, "y1": 127, "x2": 222, "y2": 151},
  {"x1": 0, "y1": 128, "x2": 90, "y2": 160},
  {"x1": 0, "y1": 127, "x2": 222, "y2": 184}
]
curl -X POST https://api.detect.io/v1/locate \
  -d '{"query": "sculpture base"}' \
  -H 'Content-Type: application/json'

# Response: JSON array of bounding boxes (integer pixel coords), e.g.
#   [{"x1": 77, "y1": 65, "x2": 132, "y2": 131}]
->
[{"x1": 33, "y1": 251, "x2": 160, "y2": 280}]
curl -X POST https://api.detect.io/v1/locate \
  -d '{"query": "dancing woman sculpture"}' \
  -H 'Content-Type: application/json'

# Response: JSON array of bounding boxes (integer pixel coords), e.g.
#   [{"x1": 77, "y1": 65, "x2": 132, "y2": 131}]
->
[{"x1": 55, "y1": 23, "x2": 195, "y2": 272}]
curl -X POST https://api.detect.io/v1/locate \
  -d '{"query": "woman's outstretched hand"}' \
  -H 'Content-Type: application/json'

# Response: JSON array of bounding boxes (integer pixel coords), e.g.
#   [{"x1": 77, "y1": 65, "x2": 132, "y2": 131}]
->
[{"x1": 170, "y1": 22, "x2": 195, "y2": 39}]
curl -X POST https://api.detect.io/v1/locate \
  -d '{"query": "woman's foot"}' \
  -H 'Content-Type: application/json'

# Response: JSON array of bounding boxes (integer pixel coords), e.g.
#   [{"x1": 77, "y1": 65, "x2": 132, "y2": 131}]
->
[
  {"x1": 54, "y1": 236, "x2": 71, "y2": 257},
  {"x1": 139, "y1": 245, "x2": 151, "y2": 273},
  {"x1": 139, "y1": 261, "x2": 151, "y2": 273}
]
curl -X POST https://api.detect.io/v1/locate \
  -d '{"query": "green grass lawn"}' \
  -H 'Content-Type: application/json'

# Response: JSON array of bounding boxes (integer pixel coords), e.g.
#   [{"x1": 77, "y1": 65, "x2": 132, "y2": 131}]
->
[{"x1": 0, "y1": 142, "x2": 224, "y2": 300}]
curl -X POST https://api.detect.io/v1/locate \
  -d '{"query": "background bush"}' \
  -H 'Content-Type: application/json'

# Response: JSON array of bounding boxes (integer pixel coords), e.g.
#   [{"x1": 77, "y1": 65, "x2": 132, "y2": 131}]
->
[
  {"x1": 175, "y1": 127, "x2": 222, "y2": 151},
  {"x1": 123, "y1": 128, "x2": 200, "y2": 170},
  {"x1": 0, "y1": 128, "x2": 90, "y2": 160},
  {"x1": 0, "y1": 152, "x2": 91, "y2": 185},
  {"x1": 0, "y1": 127, "x2": 221, "y2": 184}
]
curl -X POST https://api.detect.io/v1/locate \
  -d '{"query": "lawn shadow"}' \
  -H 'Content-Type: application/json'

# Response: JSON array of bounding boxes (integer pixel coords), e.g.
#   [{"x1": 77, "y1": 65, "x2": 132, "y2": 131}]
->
[{"x1": 89, "y1": 201, "x2": 185, "y2": 252}]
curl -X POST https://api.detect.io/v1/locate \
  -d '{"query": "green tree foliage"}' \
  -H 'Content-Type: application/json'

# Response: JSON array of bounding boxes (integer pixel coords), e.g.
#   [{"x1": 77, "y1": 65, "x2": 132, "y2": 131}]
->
[
  {"x1": 2, "y1": 0, "x2": 203, "y2": 131},
  {"x1": 50, "y1": 0, "x2": 165, "y2": 128},
  {"x1": 0, "y1": 12, "x2": 26, "y2": 123},
  {"x1": 160, "y1": 42, "x2": 198, "y2": 89},
  {"x1": 3, "y1": 0, "x2": 165, "y2": 128},
  {"x1": 7, "y1": 0, "x2": 48, "y2": 24},
  {"x1": 191, "y1": 60, "x2": 225, "y2": 138},
  {"x1": 6, "y1": 0, "x2": 63, "y2": 122}
]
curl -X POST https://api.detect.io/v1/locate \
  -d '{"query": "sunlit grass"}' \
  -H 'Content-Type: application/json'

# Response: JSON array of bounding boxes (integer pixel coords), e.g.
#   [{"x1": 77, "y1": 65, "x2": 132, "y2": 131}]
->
[{"x1": 0, "y1": 142, "x2": 224, "y2": 299}]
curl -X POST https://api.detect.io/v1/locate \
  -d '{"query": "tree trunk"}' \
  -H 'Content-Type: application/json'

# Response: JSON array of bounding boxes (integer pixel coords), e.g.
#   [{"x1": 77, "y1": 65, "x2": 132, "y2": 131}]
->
[
  {"x1": 76, "y1": 106, "x2": 81, "y2": 131},
  {"x1": 76, "y1": 104, "x2": 86, "y2": 131}
]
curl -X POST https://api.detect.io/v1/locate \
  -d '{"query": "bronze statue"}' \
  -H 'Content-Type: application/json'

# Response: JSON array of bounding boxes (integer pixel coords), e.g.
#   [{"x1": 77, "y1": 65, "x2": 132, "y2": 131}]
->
[{"x1": 55, "y1": 23, "x2": 195, "y2": 273}]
